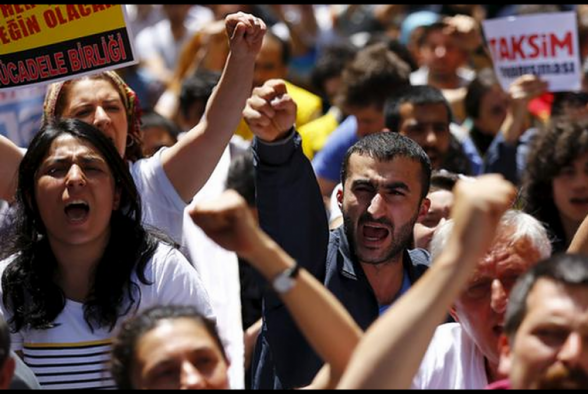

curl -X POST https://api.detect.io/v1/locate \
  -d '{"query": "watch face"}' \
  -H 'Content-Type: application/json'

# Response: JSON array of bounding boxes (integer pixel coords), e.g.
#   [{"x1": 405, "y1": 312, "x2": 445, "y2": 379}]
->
[{"x1": 273, "y1": 275, "x2": 294, "y2": 293}]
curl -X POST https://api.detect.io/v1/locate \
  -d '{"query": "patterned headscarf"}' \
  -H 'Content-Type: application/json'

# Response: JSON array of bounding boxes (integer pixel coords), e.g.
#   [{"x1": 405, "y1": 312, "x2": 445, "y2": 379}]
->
[{"x1": 42, "y1": 70, "x2": 143, "y2": 162}]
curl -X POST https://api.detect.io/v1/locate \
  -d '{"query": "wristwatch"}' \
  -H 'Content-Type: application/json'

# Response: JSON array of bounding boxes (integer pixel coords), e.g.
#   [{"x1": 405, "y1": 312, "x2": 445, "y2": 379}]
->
[{"x1": 272, "y1": 264, "x2": 300, "y2": 294}]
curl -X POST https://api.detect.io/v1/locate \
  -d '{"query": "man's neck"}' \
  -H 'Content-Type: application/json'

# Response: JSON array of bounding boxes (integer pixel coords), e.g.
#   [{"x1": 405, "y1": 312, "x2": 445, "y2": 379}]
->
[
  {"x1": 485, "y1": 357, "x2": 502, "y2": 384},
  {"x1": 361, "y1": 254, "x2": 405, "y2": 306}
]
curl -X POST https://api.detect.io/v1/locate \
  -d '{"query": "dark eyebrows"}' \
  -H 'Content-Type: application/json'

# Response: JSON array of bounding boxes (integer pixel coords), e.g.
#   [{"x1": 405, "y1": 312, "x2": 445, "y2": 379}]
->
[
  {"x1": 351, "y1": 179, "x2": 410, "y2": 193},
  {"x1": 351, "y1": 179, "x2": 374, "y2": 189},
  {"x1": 44, "y1": 154, "x2": 104, "y2": 164},
  {"x1": 383, "y1": 181, "x2": 410, "y2": 193},
  {"x1": 40, "y1": 154, "x2": 107, "y2": 171}
]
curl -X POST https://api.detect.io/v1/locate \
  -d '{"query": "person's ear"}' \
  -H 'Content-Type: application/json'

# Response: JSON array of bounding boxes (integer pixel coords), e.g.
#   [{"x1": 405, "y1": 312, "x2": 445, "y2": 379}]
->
[
  {"x1": 0, "y1": 357, "x2": 15, "y2": 390},
  {"x1": 448, "y1": 306, "x2": 459, "y2": 322},
  {"x1": 337, "y1": 187, "x2": 344, "y2": 210},
  {"x1": 418, "y1": 197, "x2": 431, "y2": 220},
  {"x1": 498, "y1": 333, "x2": 512, "y2": 378}
]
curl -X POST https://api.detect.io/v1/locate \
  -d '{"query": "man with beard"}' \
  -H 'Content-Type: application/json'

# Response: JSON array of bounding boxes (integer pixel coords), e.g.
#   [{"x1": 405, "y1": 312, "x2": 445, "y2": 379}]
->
[
  {"x1": 245, "y1": 79, "x2": 432, "y2": 389},
  {"x1": 492, "y1": 253, "x2": 588, "y2": 389},
  {"x1": 384, "y1": 84, "x2": 481, "y2": 176}
]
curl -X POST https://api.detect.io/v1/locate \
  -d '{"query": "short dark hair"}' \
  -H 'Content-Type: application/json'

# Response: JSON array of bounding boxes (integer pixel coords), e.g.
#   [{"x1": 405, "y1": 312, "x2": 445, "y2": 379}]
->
[
  {"x1": 111, "y1": 305, "x2": 225, "y2": 389},
  {"x1": 226, "y1": 150, "x2": 255, "y2": 207},
  {"x1": 336, "y1": 42, "x2": 411, "y2": 111},
  {"x1": 140, "y1": 110, "x2": 180, "y2": 140},
  {"x1": 365, "y1": 33, "x2": 419, "y2": 72},
  {"x1": 179, "y1": 70, "x2": 220, "y2": 120},
  {"x1": 341, "y1": 132, "x2": 431, "y2": 200},
  {"x1": 429, "y1": 169, "x2": 460, "y2": 193},
  {"x1": 310, "y1": 41, "x2": 358, "y2": 98},
  {"x1": 504, "y1": 253, "x2": 588, "y2": 340},
  {"x1": 384, "y1": 85, "x2": 453, "y2": 132}
]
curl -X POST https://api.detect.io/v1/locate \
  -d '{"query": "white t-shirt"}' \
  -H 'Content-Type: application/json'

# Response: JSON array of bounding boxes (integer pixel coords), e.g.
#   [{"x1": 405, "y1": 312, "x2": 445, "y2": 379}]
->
[
  {"x1": 182, "y1": 146, "x2": 244, "y2": 389},
  {"x1": 0, "y1": 242, "x2": 214, "y2": 390},
  {"x1": 133, "y1": 146, "x2": 245, "y2": 388},
  {"x1": 130, "y1": 148, "x2": 187, "y2": 245},
  {"x1": 411, "y1": 322, "x2": 489, "y2": 389}
]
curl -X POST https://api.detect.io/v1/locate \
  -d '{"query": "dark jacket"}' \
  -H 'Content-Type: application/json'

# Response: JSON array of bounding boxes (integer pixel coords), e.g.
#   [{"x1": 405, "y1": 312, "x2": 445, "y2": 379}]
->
[{"x1": 251, "y1": 130, "x2": 430, "y2": 389}]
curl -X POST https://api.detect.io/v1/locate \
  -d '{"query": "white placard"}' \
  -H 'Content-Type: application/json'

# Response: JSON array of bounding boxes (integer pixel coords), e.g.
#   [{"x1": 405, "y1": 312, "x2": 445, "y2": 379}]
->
[{"x1": 482, "y1": 12, "x2": 581, "y2": 92}]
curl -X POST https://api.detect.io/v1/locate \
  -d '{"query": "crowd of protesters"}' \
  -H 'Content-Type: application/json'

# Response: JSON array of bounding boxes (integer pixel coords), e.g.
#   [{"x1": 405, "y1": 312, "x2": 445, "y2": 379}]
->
[{"x1": 1, "y1": 4, "x2": 588, "y2": 390}]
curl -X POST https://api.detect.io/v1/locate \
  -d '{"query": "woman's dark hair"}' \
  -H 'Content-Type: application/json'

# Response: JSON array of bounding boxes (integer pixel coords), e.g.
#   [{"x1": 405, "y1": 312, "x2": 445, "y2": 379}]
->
[
  {"x1": 0, "y1": 317, "x2": 10, "y2": 368},
  {"x1": 521, "y1": 117, "x2": 588, "y2": 253},
  {"x1": 111, "y1": 305, "x2": 225, "y2": 389},
  {"x1": 1, "y1": 118, "x2": 159, "y2": 332}
]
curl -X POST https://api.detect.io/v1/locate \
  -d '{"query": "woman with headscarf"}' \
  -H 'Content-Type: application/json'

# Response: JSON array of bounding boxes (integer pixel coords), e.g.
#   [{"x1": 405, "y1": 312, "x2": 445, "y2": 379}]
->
[{"x1": 0, "y1": 12, "x2": 266, "y2": 245}]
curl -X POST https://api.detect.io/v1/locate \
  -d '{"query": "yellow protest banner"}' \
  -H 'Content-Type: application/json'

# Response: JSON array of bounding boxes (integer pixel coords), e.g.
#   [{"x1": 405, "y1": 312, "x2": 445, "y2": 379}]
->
[{"x1": 0, "y1": 4, "x2": 137, "y2": 90}]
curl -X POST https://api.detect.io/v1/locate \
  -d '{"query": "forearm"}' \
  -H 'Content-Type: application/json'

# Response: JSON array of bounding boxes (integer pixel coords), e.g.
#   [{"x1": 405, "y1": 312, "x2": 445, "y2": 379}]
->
[
  {"x1": 500, "y1": 105, "x2": 528, "y2": 145},
  {"x1": 201, "y1": 51, "x2": 256, "y2": 140},
  {"x1": 568, "y1": 214, "x2": 588, "y2": 255},
  {"x1": 161, "y1": 52, "x2": 255, "y2": 202},
  {"x1": 246, "y1": 234, "x2": 362, "y2": 378},
  {"x1": 337, "y1": 244, "x2": 478, "y2": 389}
]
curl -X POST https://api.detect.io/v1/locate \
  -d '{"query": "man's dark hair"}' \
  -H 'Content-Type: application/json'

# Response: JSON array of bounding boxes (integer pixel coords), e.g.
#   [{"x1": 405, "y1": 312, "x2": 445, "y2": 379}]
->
[
  {"x1": 335, "y1": 42, "x2": 411, "y2": 111},
  {"x1": 384, "y1": 85, "x2": 453, "y2": 132},
  {"x1": 505, "y1": 253, "x2": 588, "y2": 339},
  {"x1": 429, "y1": 169, "x2": 460, "y2": 193},
  {"x1": 366, "y1": 33, "x2": 419, "y2": 72},
  {"x1": 226, "y1": 150, "x2": 256, "y2": 207},
  {"x1": 310, "y1": 41, "x2": 358, "y2": 101},
  {"x1": 179, "y1": 70, "x2": 220, "y2": 120},
  {"x1": 341, "y1": 132, "x2": 431, "y2": 200},
  {"x1": 140, "y1": 110, "x2": 180, "y2": 141}
]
